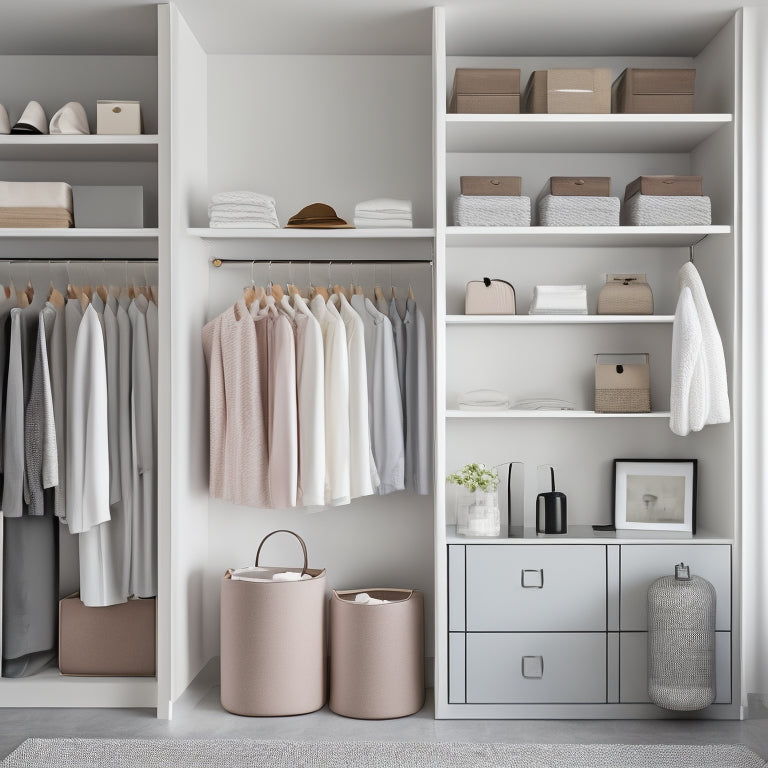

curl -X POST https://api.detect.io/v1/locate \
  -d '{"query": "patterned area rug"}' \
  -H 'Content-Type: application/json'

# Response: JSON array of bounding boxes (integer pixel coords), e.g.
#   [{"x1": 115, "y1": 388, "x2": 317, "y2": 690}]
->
[{"x1": 2, "y1": 739, "x2": 766, "y2": 768}]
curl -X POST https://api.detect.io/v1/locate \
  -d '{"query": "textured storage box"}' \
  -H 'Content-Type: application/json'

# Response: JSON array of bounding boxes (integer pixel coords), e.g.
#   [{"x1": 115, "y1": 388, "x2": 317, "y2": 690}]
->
[
  {"x1": 537, "y1": 194, "x2": 619, "y2": 226},
  {"x1": 460, "y1": 176, "x2": 522, "y2": 196},
  {"x1": 449, "y1": 68, "x2": 521, "y2": 114},
  {"x1": 623, "y1": 194, "x2": 712, "y2": 226},
  {"x1": 59, "y1": 595, "x2": 156, "y2": 676},
  {"x1": 454, "y1": 195, "x2": 531, "y2": 226},
  {"x1": 330, "y1": 589, "x2": 425, "y2": 719},
  {"x1": 220, "y1": 531, "x2": 327, "y2": 716},
  {"x1": 96, "y1": 100, "x2": 143, "y2": 134},
  {"x1": 594, "y1": 353, "x2": 650, "y2": 413},
  {"x1": 612, "y1": 68, "x2": 695, "y2": 113},
  {"x1": 625, "y1": 175, "x2": 703, "y2": 199},
  {"x1": 546, "y1": 176, "x2": 610, "y2": 197},
  {"x1": 597, "y1": 274, "x2": 654, "y2": 315},
  {"x1": 72, "y1": 186, "x2": 143, "y2": 228},
  {"x1": 524, "y1": 69, "x2": 611, "y2": 113}
]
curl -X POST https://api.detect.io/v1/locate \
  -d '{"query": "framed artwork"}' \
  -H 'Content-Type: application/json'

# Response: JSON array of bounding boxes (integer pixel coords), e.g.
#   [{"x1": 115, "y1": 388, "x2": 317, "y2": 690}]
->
[{"x1": 613, "y1": 459, "x2": 697, "y2": 534}]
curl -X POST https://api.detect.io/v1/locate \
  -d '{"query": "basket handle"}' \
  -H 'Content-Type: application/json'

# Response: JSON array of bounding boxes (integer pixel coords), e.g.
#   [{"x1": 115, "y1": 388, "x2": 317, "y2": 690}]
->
[{"x1": 254, "y1": 530, "x2": 309, "y2": 576}]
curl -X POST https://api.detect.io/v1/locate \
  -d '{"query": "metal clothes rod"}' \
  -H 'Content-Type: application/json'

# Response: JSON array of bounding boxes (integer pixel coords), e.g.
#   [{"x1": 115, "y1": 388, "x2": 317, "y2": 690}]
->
[
  {"x1": 210, "y1": 258, "x2": 433, "y2": 268},
  {"x1": 0, "y1": 258, "x2": 157, "y2": 264}
]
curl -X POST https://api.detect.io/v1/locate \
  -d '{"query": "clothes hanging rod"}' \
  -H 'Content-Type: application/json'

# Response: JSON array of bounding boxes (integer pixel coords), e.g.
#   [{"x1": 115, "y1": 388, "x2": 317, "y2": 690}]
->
[
  {"x1": 210, "y1": 258, "x2": 433, "y2": 268},
  {"x1": 0, "y1": 258, "x2": 157, "y2": 264}
]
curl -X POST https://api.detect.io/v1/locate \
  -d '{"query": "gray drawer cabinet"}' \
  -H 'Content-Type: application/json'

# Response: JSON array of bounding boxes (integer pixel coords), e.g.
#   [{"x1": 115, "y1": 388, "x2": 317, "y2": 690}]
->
[
  {"x1": 464, "y1": 545, "x2": 607, "y2": 631},
  {"x1": 466, "y1": 632, "x2": 607, "y2": 704}
]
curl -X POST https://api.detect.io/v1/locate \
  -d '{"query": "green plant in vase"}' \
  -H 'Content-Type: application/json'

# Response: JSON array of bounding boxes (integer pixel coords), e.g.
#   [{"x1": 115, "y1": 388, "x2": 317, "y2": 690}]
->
[{"x1": 447, "y1": 462, "x2": 500, "y2": 537}]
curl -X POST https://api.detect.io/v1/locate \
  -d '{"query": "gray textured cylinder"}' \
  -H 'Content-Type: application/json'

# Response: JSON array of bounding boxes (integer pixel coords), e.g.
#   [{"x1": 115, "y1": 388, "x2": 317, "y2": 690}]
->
[{"x1": 647, "y1": 567, "x2": 716, "y2": 711}]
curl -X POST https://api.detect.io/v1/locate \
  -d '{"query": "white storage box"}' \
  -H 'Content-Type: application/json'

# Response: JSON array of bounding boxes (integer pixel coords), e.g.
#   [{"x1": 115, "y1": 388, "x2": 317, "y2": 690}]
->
[
  {"x1": 454, "y1": 195, "x2": 531, "y2": 226},
  {"x1": 623, "y1": 194, "x2": 712, "y2": 226},
  {"x1": 538, "y1": 194, "x2": 620, "y2": 226},
  {"x1": 96, "y1": 100, "x2": 143, "y2": 135},
  {"x1": 72, "y1": 186, "x2": 143, "y2": 228}
]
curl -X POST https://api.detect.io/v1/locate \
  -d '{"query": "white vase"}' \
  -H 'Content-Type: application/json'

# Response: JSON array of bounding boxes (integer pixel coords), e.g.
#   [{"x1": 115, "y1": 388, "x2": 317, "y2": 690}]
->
[{"x1": 459, "y1": 489, "x2": 500, "y2": 537}]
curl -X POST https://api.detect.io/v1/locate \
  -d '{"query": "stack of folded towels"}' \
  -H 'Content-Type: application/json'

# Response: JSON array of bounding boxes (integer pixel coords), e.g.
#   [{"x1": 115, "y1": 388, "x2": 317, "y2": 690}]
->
[
  {"x1": 354, "y1": 198, "x2": 412, "y2": 228},
  {"x1": 0, "y1": 181, "x2": 73, "y2": 228},
  {"x1": 208, "y1": 191, "x2": 279, "y2": 228},
  {"x1": 529, "y1": 284, "x2": 588, "y2": 315}
]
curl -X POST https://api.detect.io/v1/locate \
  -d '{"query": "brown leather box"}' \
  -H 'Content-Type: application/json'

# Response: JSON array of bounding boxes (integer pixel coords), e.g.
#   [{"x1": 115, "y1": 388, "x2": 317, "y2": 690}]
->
[
  {"x1": 460, "y1": 176, "x2": 522, "y2": 196},
  {"x1": 625, "y1": 175, "x2": 703, "y2": 200},
  {"x1": 449, "y1": 68, "x2": 521, "y2": 114},
  {"x1": 524, "y1": 69, "x2": 611, "y2": 113},
  {"x1": 546, "y1": 176, "x2": 611, "y2": 197},
  {"x1": 59, "y1": 594, "x2": 156, "y2": 676},
  {"x1": 612, "y1": 68, "x2": 695, "y2": 113}
]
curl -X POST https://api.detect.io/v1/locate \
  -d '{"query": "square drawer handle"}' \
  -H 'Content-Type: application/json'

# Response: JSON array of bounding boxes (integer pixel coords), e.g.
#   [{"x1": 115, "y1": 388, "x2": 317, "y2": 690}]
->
[
  {"x1": 522, "y1": 655, "x2": 544, "y2": 679},
  {"x1": 521, "y1": 569, "x2": 544, "y2": 588}
]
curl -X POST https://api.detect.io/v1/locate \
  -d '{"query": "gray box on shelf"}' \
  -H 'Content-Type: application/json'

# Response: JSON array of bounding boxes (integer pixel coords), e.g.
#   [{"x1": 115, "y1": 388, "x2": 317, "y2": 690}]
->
[{"x1": 72, "y1": 186, "x2": 143, "y2": 228}]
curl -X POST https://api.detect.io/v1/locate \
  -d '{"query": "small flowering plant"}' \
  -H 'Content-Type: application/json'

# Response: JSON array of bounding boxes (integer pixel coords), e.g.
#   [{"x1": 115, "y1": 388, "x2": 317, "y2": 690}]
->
[{"x1": 446, "y1": 462, "x2": 499, "y2": 493}]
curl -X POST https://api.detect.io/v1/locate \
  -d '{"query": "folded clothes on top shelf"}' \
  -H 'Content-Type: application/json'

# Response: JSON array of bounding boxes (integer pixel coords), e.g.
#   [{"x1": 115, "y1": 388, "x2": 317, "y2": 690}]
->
[
  {"x1": 529, "y1": 284, "x2": 588, "y2": 315},
  {"x1": 354, "y1": 197, "x2": 413, "y2": 228},
  {"x1": 208, "y1": 190, "x2": 279, "y2": 228},
  {"x1": 0, "y1": 181, "x2": 73, "y2": 228}
]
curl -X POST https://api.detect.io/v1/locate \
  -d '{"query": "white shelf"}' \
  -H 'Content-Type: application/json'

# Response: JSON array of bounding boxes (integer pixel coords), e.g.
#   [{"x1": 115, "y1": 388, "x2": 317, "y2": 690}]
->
[
  {"x1": 0, "y1": 134, "x2": 159, "y2": 162},
  {"x1": 445, "y1": 114, "x2": 732, "y2": 153},
  {"x1": 0, "y1": 228, "x2": 158, "y2": 239},
  {"x1": 446, "y1": 409, "x2": 671, "y2": 419},
  {"x1": 189, "y1": 227, "x2": 435, "y2": 239},
  {"x1": 446, "y1": 314, "x2": 674, "y2": 325},
  {"x1": 445, "y1": 226, "x2": 731, "y2": 248}
]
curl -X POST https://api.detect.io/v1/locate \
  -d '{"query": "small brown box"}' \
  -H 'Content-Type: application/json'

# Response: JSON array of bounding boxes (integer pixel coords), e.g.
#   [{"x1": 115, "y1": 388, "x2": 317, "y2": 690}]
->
[
  {"x1": 594, "y1": 353, "x2": 651, "y2": 414},
  {"x1": 625, "y1": 175, "x2": 703, "y2": 201},
  {"x1": 524, "y1": 69, "x2": 611, "y2": 114},
  {"x1": 612, "y1": 68, "x2": 695, "y2": 113},
  {"x1": 460, "y1": 176, "x2": 522, "y2": 196},
  {"x1": 59, "y1": 595, "x2": 156, "y2": 676},
  {"x1": 449, "y1": 68, "x2": 521, "y2": 114},
  {"x1": 548, "y1": 176, "x2": 611, "y2": 197}
]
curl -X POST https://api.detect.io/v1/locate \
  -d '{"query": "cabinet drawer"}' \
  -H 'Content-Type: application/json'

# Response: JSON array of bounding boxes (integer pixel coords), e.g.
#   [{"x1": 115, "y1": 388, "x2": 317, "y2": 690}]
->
[
  {"x1": 466, "y1": 632, "x2": 607, "y2": 703},
  {"x1": 466, "y1": 545, "x2": 606, "y2": 631},
  {"x1": 620, "y1": 545, "x2": 731, "y2": 631},
  {"x1": 619, "y1": 631, "x2": 731, "y2": 704}
]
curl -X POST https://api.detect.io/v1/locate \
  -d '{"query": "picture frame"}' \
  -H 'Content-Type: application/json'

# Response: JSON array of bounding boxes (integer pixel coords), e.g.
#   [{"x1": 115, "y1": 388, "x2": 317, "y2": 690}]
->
[{"x1": 613, "y1": 459, "x2": 697, "y2": 535}]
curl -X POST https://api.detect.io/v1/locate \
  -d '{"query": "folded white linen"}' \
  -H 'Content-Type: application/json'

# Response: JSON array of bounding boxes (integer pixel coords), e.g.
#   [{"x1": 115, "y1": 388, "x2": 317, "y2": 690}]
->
[
  {"x1": 0, "y1": 181, "x2": 73, "y2": 211},
  {"x1": 529, "y1": 284, "x2": 588, "y2": 314},
  {"x1": 510, "y1": 397, "x2": 576, "y2": 410},
  {"x1": 353, "y1": 217, "x2": 412, "y2": 228},
  {"x1": 355, "y1": 198, "x2": 412, "y2": 215},
  {"x1": 458, "y1": 389, "x2": 510, "y2": 411},
  {"x1": 210, "y1": 220, "x2": 279, "y2": 229},
  {"x1": 353, "y1": 210, "x2": 413, "y2": 221},
  {"x1": 209, "y1": 210, "x2": 279, "y2": 221},
  {"x1": 210, "y1": 190, "x2": 276, "y2": 207},
  {"x1": 208, "y1": 203, "x2": 277, "y2": 214}
]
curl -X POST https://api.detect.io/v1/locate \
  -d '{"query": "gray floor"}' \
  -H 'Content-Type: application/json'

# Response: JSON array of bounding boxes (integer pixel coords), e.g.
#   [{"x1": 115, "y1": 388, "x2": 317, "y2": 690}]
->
[{"x1": 1, "y1": 680, "x2": 767, "y2": 762}]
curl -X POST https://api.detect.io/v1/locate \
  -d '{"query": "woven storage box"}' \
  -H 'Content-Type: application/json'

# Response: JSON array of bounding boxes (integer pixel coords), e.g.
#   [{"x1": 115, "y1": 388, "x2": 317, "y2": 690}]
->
[
  {"x1": 449, "y1": 68, "x2": 521, "y2": 114},
  {"x1": 594, "y1": 353, "x2": 650, "y2": 413},
  {"x1": 648, "y1": 563, "x2": 716, "y2": 711},
  {"x1": 597, "y1": 274, "x2": 654, "y2": 315},
  {"x1": 59, "y1": 595, "x2": 156, "y2": 676},
  {"x1": 220, "y1": 530, "x2": 327, "y2": 716},
  {"x1": 454, "y1": 195, "x2": 531, "y2": 226},
  {"x1": 524, "y1": 69, "x2": 611, "y2": 113},
  {"x1": 460, "y1": 176, "x2": 522, "y2": 196},
  {"x1": 623, "y1": 194, "x2": 711, "y2": 226},
  {"x1": 612, "y1": 68, "x2": 695, "y2": 113},
  {"x1": 330, "y1": 589, "x2": 425, "y2": 719},
  {"x1": 537, "y1": 194, "x2": 619, "y2": 226}
]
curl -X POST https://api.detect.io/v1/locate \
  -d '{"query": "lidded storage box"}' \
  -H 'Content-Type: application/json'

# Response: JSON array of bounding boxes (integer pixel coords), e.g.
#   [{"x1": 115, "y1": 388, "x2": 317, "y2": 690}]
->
[
  {"x1": 623, "y1": 175, "x2": 711, "y2": 226},
  {"x1": 612, "y1": 68, "x2": 696, "y2": 113},
  {"x1": 330, "y1": 588, "x2": 425, "y2": 719},
  {"x1": 220, "y1": 530, "x2": 327, "y2": 716},
  {"x1": 524, "y1": 69, "x2": 611, "y2": 113},
  {"x1": 597, "y1": 274, "x2": 654, "y2": 315},
  {"x1": 594, "y1": 353, "x2": 650, "y2": 413},
  {"x1": 96, "y1": 100, "x2": 143, "y2": 134},
  {"x1": 460, "y1": 176, "x2": 522, "y2": 196},
  {"x1": 449, "y1": 68, "x2": 521, "y2": 113}
]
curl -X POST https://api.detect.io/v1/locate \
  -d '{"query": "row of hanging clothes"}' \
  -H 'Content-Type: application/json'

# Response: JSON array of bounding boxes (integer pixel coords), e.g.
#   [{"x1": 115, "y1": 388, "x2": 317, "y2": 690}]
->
[
  {"x1": 202, "y1": 259, "x2": 432, "y2": 510},
  {"x1": 0, "y1": 261, "x2": 158, "y2": 678}
]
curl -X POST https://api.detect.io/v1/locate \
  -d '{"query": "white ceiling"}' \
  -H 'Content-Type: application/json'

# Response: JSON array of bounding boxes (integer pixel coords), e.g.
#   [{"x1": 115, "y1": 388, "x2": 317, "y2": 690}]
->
[{"x1": 0, "y1": 0, "x2": 764, "y2": 57}]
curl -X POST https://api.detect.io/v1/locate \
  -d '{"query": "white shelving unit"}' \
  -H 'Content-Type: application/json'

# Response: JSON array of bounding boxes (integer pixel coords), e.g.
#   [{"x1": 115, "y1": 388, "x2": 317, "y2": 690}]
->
[
  {"x1": 434, "y1": 6, "x2": 740, "y2": 720},
  {"x1": 0, "y1": 135, "x2": 159, "y2": 162}
]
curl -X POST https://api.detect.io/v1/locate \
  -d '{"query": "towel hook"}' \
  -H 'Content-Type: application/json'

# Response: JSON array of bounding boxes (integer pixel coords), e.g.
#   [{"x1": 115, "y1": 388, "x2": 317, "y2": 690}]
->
[{"x1": 689, "y1": 234, "x2": 707, "y2": 263}]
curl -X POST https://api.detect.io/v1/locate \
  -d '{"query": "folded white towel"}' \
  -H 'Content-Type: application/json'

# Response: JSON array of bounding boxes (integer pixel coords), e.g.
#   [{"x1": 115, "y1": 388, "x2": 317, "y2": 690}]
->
[
  {"x1": 670, "y1": 262, "x2": 730, "y2": 435},
  {"x1": 353, "y1": 217, "x2": 412, "y2": 228},
  {"x1": 208, "y1": 203, "x2": 276, "y2": 214},
  {"x1": 210, "y1": 190, "x2": 276, "y2": 207},
  {"x1": 353, "y1": 211, "x2": 413, "y2": 221},
  {"x1": 355, "y1": 198, "x2": 412, "y2": 215},
  {"x1": 209, "y1": 210, "x2": 279, "y2": 222},
  {"x1": 210, "y1": 220, "x2": 279, "y2": 229},
  {"x1": 529, "y1": 284, "x2": 588, "y2": 314},
  {"x1": 353, "y1": 592, "x2": 390, "y2": 605},
  {"x1": 0, "y1": 181, "x2": 73, "y2": 211}
]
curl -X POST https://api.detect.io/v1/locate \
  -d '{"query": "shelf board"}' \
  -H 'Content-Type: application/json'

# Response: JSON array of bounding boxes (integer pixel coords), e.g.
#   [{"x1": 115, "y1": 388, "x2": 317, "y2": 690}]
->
[
  {"x1": 446, "y1": 409, "x2": 670, "y2": 419},
  {"x1": 189, "y1": 227, "x2": 435, "y2": 239},
  {"x1": 446, "y1": 314, "x2": 673, "y2": 325},
  {"x1": 0, "y1": 134, "x2": 159, "y2": 162},
  {"x1": 445, "y1": 114, "x2": 732, "y2": 153},
  {"x1": 445, "y1": 225, "x2": 731, "y2": 248},
  {"x1": 0, "y1": 228, "x2": 158, "y2": 239}
]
